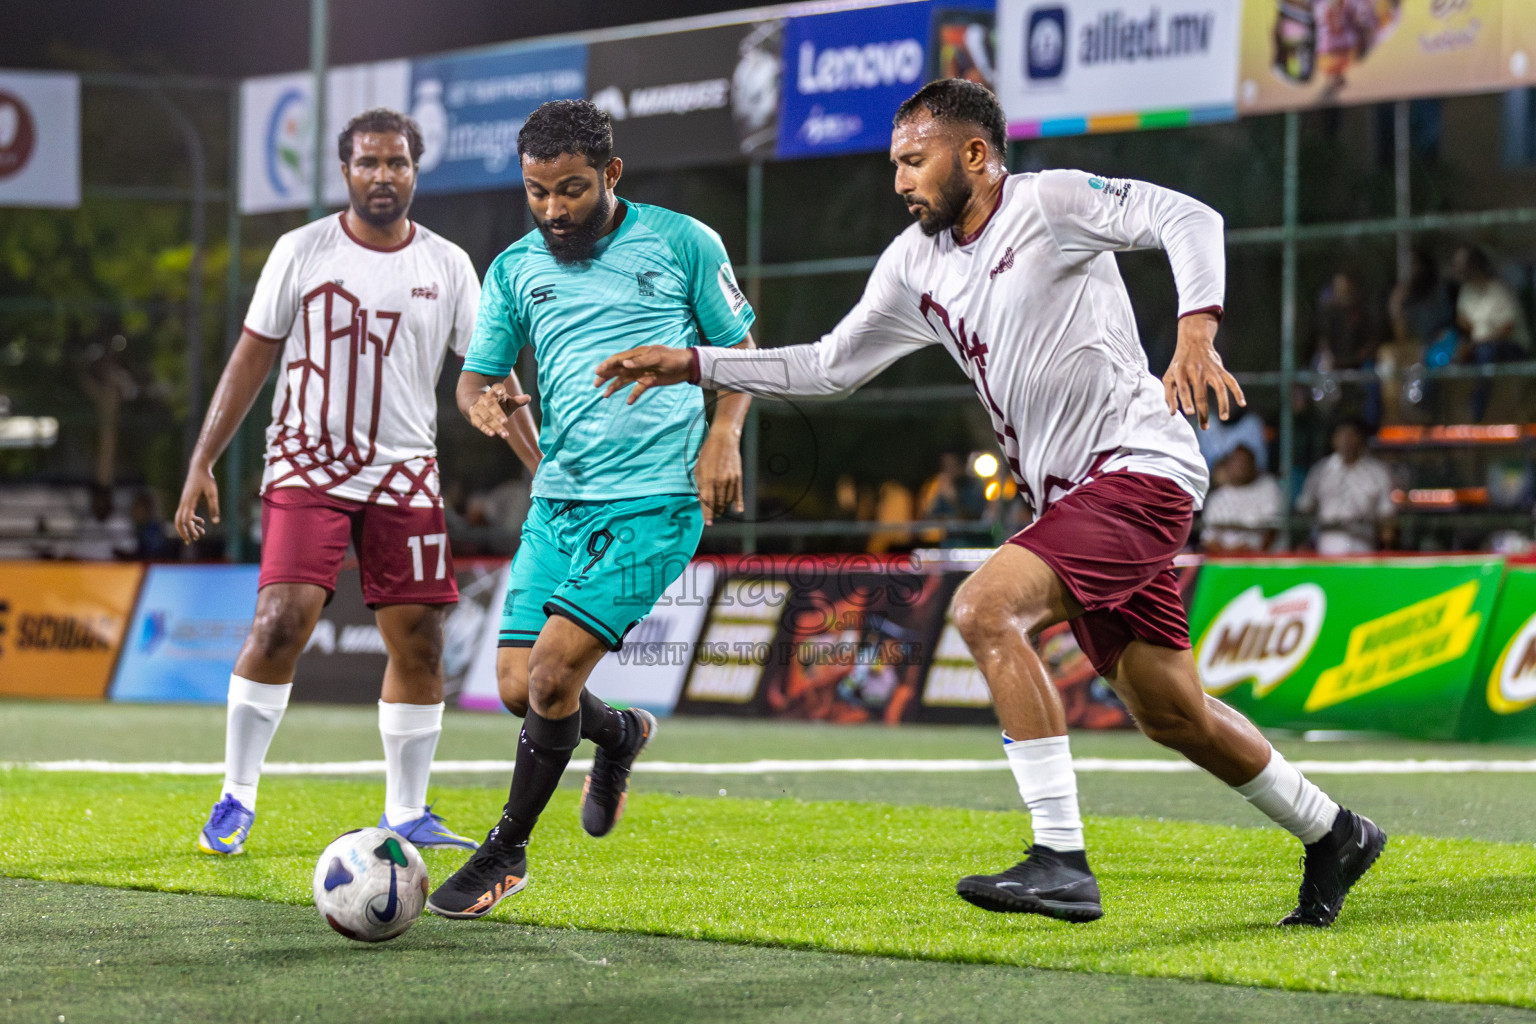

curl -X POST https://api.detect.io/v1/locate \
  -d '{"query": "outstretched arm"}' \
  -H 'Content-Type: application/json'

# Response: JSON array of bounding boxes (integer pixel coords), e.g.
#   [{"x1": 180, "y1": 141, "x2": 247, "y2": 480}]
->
[
  {"x1": 457, "y1": 370, "x2": 541, "y2": 475},
  {"x1": 175, "y1": 330, "x2": 281, "y2": 543}
]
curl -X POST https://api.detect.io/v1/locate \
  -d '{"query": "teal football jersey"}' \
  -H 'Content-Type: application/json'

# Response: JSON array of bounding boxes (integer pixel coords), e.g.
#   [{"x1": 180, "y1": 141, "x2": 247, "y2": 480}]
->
[{"x1": 465, "y1": 199, "x2": 754, "y2": 500}]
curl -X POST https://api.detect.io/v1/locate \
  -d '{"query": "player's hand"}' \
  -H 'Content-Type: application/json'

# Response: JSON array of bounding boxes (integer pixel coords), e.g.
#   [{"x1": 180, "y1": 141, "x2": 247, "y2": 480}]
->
[
  {"x1": 593, "y1": 346, "x2": 692, "y2": 405},
  {"x1": 695, "y1": 432, "x2": 744, "y2": 526},
  {"x1": 174, "y1": 463, "x2": 220, "y2": 544},
  {"x1": 468, "y1": 383, "x2": 531, "y2": 440},
  {"x1": 1163, "y1": 312, "x2": 1245, "y2": 429}
]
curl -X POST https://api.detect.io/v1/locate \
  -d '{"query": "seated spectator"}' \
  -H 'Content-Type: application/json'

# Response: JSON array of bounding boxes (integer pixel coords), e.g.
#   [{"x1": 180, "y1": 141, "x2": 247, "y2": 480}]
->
[
  {"x1": 1451, "y1": 244, "x2": 1532, "y2": 421},
  {"x1": 917, "y1": 452, "x2": 986, "y2": 545},
  {"x1": 1314, "y1": 269, "x2": 1379, "y2": 372},
  {"x1": 1201, "y1": 444, "x2": 1283, "y2": 554},
  {"x1": 130, "y1": 491, "x2": 175, "y2": 560},
  {"x1": 1295, "y1": 420, "x2": 1396, "y2": 555},
  {"x1": 1383, "y1": 250, "x2": 1454, "y2": 422},
  {"x1": 1195, "y1": 409, "x2": 1269, "y2": 476}
]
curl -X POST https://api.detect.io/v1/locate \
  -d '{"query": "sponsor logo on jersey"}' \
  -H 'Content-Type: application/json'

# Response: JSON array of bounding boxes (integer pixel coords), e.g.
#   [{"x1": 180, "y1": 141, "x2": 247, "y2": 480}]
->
[
  {"x1": 717, "y1": 263, "x2": 748, "y2": 315},
  {"x1": 530, "y1": 285, "x2": 556, "y2": 305},
  {"x1": 989, "y1": 246, "x2": 1016, "y2": 280},
  {"x1": 1026, "y1": 7, "x2": 1068, "y2": 80},
  {"x1": 411, "y1": 283, "x2": 439, "y2": 300},
  {"x1": 0, "y1": 91, "x2": 38, "y2": 180},
  {"x1": 1306, "y1": 581, "x2": 1483, "y2": 712},
  {"x1": 795, "y1": 36, "x2": 923, "y2": 95},
  {"x1": 1196, "y1": 583, "x2": 1325, "y2": 698},
  {"x1": 635, "y1": 270, "x2": 661, "y2": 297},
  {"x1": 1089, "y1": 176, "x2": 1134, "y2": 206},
  {"x1": 1489, "y1": 611, "x2": 1536, "y2": 715}
]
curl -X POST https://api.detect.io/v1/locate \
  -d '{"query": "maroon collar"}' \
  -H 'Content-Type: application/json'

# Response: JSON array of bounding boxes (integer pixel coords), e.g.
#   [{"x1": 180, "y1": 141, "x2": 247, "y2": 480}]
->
[
  {"x1": 954, "y1": 178, "x2": 1007, "y2": 247},
  {"x1": 338, "y1": 212, "x2": 416, "y2": 253}
]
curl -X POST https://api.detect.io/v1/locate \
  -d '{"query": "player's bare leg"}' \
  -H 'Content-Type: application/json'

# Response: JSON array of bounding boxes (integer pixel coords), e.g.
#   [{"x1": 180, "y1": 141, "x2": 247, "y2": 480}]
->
[
  {"x1": 1105, "y1": 641, "x2": 1386, "y2": 925},
  {"x1": 200, "y1": 583, "x2": 326, "y2": 854},
  {"x1": 948, "y1": 545, "x2": 1102, "y2": 920},
  {"x1": 429, "y1": 616, "x2": 612, "y2": 918},
  {"x1": 496, "y1": 644, "x2": 653, "y2": 835},
  {"x1": 370, "y1": 604, "x2": 475, "y2": 848}
]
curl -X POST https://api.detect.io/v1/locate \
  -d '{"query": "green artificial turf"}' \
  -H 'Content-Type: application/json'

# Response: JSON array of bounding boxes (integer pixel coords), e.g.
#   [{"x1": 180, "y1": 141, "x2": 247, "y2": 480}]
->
[{"x1": 3, "y1": 771, "x2": 1535, "y2": 1009}]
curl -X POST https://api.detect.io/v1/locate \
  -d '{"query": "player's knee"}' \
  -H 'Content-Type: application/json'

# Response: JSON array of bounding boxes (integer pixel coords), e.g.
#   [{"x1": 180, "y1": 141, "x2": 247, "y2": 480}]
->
[
  {"x1": 526, "y1": 647, "x2": 582, "y2": 707},
  {"x1": 249, "y1": 601, "x2": 314, "y2": 661},
  {"x1": 1136, "y1": 701, "x2": 1208, "y2": 752},
  {"x1": 951, "y1": 585, "x2": 1023, "y2": 652},
  {"x1": 497, "y1": 665, "x2": 530, "y2": 717}
]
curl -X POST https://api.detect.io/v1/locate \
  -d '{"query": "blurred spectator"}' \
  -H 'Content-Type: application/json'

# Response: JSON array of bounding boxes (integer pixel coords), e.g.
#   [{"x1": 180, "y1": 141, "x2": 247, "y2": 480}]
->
[
  {"x1": 917, "y1": 452, "x2": 986, "y2": 545},
  {"x1": 867, "y1": 480, "x2": 915, "y2": 554},
  {"x1": 71, "y1": 484, "x2": 135, "y2": 561},
  {"x1": 1383, "y1": 250, "x2": 1454, "y2": 422},
  {"x1": 1314, "y1": 269, "x2": 1382, "y2": 426},
  {"x1": 1201, "y1": 444, "x2": 1284, "y2": 553},
  {"x1": 1451, "y1": 244, "x2": 1531, "y2": 421},
  {"x1": 443, "y1": 477, "x2": 523, "y2": 557},
  {"x1": 1195, "y1": 410, "x2": 1268, "y2": 474},
  {"x1": 1295, "y1": 420, "x2": 1396, "y2": 555},
  {"x1": 130, "y1": 491, "x2": 175, "y2": 560}
]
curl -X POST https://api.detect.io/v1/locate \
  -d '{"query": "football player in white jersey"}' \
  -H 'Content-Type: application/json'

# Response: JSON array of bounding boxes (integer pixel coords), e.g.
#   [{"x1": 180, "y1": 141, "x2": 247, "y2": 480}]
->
[
  {"x1": 175, "y1": 108, "x2": 540, "y2": 857},
  {"x1": 595, "y1": 80, "x2": 1384, "y2": 927}
]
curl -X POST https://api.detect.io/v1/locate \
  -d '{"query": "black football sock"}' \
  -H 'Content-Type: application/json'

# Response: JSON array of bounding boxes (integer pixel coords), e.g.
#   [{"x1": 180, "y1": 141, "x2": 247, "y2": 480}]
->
[
  {"x1": 491, "y1": 706, "x2": 581, "y2": 849},
  {"x1": 579, "y1": 688, "x2": 627, "y2": 751}
]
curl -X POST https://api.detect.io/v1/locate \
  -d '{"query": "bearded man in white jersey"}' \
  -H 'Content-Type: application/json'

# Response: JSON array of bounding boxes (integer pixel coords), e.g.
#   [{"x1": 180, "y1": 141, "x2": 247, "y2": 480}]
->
[
  {"x1": 595, "y1": 80, "x2": 1385, "y2": 927},
  {"x1": 175, "y1": 108, "x2": 541, "y2": 856}
]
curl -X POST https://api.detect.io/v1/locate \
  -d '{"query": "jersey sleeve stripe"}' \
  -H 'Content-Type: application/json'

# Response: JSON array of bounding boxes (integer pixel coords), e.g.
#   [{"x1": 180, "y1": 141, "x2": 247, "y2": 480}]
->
[{"x1": 243, "y1": 323, "x2": 285, "y2": 344}]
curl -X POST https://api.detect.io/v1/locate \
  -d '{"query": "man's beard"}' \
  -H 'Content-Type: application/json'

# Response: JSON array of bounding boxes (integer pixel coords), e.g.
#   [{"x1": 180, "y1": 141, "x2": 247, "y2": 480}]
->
[
  {"x1": 349, "y1": 183, "x2": 410, "y2": 228},
  {"x1": 537, "y1": 189, "x2": 614, "y2": 264},
  {"x1": 909, "y1": 157, "x2": 973, "y2": 238}
]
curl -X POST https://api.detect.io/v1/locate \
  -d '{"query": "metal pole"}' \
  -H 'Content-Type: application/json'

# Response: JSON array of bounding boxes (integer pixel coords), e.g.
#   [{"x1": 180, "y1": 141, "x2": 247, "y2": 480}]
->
[
  {"x1": 310, "y1": 0, "x2": 329, "y2": 221},
  {"x1": 150, "y1": 89, "x2": 208, "y2": 468},
  {"x1": 741, "y1": 160, "x2": 764, "y2": 555},
  {"x1": 1279, "y1": 112, "x2": 1300, "y2": 512},
  {"x1": 224, "y1": 85, "x2": 246, "y2": 562},
  {"x1": 1394, "y1": 100, "x2": 1411, "y2": 281}
]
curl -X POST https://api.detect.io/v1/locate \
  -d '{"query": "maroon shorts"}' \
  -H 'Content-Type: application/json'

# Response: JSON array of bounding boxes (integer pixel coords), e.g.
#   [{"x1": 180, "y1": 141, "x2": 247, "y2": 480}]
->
[
  {"x1": 1008, "y1": 471, "x2": 1193, "y2": 677},
  {"x1": 259, "y1": 487, "x2": 458, "y2": 607}
]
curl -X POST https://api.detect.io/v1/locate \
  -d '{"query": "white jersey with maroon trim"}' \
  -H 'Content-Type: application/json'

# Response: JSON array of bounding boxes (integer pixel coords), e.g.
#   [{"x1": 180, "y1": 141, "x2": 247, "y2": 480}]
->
[
  {"x1": 244, "y1": 213, "x2": 479, "y2": 507},
  {"x1": 696, "y1": 170, "x2": 1224, "y2": 512}
]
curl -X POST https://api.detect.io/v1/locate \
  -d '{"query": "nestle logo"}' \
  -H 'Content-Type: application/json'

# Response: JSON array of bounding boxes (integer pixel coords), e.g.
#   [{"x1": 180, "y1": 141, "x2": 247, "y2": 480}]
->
[
  {"x1": 410, "y1": 283, "x2": 439, "y2": 299},
  {"x1": 990, "y1": 246, "x2": 1016, "y2": 280}
]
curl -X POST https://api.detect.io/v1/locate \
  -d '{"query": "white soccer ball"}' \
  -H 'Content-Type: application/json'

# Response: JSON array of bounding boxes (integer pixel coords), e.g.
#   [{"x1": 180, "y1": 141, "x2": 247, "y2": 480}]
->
[{"x1": 312, "y1": 827, "x2": 429, "y2": 943}]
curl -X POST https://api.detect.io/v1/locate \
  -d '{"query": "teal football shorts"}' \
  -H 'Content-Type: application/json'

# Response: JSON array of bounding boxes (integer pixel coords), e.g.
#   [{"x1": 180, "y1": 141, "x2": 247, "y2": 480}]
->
[{"x1": 497, "y1": 493, "x2": 704, "y2": 651}]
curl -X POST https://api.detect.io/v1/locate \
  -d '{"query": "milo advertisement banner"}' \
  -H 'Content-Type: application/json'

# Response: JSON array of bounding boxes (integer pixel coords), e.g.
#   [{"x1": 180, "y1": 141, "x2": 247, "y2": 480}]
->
[
  {"x1": 1460, "y1": 564, "x2": 1536, "y2": 742},
  {"x1": 1190, "y1": 557, "x2": 1502, "y2": 739}
]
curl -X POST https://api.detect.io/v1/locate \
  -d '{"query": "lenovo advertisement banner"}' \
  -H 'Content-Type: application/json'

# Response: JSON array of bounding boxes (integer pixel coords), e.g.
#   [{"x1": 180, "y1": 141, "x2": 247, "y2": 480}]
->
[
  {"x1": 409, "y1": 44, "x2": 587, "y2": 195},
  {"x1": 997, "y1": 0, "x2": 1239, "y2": 138},
  {"x1": 587, "y1": 22, "x2": 783, "y2": 171},
  {"x1": 1191, "y1": 557, "x2": 1502, "y2": 739},
  {"x1": 238, "y1": 61, "x2": 411, "y2": 214},
  {"x1": 0, "y1": 71, "x2": 79, "y2": 209},
  {"x1": 0, "y1": 562, "x2": 142, "y2": 699},
  {"x1": 110, "y1": 565, "x2": 260, "y2": 703},
  {"x1": 777, "y1": 2, "x2": 992, "y2": 161},
  {"x1": 1238, "y1": 0, "x2": 1536, "y2": 114}
]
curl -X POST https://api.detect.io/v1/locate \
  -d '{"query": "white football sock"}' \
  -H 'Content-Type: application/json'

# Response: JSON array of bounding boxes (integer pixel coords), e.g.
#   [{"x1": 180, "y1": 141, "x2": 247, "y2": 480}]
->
[
  {"x1": 221, "y1": 675, "x2": 292, "y2": 810},
  {"x1": 380, "y1": 700, "x2": 444, "y2": 827},
  {"x1": 1003, "y1": 733, "x2": 1084, "y2": 852},
  {"x1": 1234, "y1": 747, "x2": 1340, "y2": 845}
]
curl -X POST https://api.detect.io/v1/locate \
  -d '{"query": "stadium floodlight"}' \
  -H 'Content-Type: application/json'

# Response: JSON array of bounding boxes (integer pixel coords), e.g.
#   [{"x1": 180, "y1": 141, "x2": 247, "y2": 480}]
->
[
  {"x1": 970, "y1": 452, "x2": 999, "y2": 478},
  {"x1": 0, "y1": 415, "x2": 59, "y2": 449}
]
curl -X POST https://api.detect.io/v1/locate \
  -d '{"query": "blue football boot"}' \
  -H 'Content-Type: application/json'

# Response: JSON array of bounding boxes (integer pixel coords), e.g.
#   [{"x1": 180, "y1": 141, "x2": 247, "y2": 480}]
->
[
  {"x1": 198, "y1": 794, "x2": 255, "y2": 855},
  {"x1": 381, "y1": 804, "x2": 480, "y2": 851}
]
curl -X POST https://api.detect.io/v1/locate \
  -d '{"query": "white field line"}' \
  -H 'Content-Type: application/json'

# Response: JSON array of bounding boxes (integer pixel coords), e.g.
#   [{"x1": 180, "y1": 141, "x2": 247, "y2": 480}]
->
[{"x1": 7, "y1": 757, "x2": 1536, "y2": 776}]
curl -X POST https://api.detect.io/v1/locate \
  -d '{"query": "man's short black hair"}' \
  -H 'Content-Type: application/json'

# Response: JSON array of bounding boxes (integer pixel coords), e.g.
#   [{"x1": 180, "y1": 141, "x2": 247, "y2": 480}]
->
[
  {"x1": 518, "y1": 99, "x2": 614, "y2": 169},
  {"x1": 894, "y1": 79, "x2": 1008, "y2": 160},
  {"x1": 338, "y1": 108, "x2": 424, "y2": 164}
]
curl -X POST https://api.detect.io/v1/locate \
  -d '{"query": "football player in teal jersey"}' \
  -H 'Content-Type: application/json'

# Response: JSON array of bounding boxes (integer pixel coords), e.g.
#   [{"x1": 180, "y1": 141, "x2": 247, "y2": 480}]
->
[{"x1": 428, "y1": 99, "x2": 755, "y2": 919}]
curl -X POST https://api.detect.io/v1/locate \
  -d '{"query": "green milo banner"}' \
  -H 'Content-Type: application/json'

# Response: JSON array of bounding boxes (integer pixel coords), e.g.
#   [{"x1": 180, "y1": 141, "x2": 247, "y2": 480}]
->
[
  {"x1": 1189, "y1": 557, "x2": 1504, "y2": 740},
  {"x1": 1459, "y1": 565, "x2": 1536, "y2": 743}
]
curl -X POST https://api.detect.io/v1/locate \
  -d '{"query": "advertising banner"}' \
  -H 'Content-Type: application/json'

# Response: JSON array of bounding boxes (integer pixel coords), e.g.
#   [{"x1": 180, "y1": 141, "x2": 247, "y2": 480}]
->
[
  {"x1": 1191, "y1": 557, "x2": 1502, "y2": 739},
  {"x1": 997, "y1": 0, "x2": 1240, "y2": 138},
  {"x1": 110, "y1": 565, "x2": 259, "y2": 703},
  {"x1": 1237, "y1": 0, "x2": 1536, "y2": 115},
  {"x1": 409, "y1": 44, "x2": 587, "y2": 196},
  {"x1": 0, "y1": 70, "x2": 79, "y2": 209},
  {"x1": 0, "y1": 562, "x2": 142, "y2": 699},
  {"x1": 777, "y1": 2, "x2": 991, "y2": 160},
  {"x1": 587, "y1": 22, "x2": 783, "y2": 171},
  {"x1": 1460, "y1": 565, "x2": 1536, "y2": 742},
  {"x1": 238, "y1": 61, "x2": 411, "y2": 215},
  {"x1": 457, "y1": 560, "x2": 715, "y2": 714}
]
